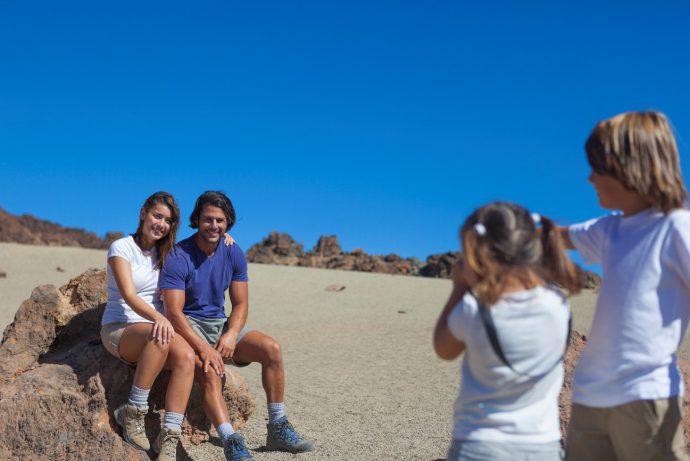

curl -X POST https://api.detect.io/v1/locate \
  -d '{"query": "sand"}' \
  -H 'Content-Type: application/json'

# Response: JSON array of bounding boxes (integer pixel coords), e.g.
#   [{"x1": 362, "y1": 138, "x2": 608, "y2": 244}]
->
[{"x1": 2, "y1": 241, "x2": 690, "y2": 460}]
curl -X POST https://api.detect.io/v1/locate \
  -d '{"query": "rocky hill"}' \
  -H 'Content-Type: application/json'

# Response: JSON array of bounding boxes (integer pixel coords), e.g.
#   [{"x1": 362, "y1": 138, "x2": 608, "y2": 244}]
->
[
  {"x1": 0, "y1": 208, "x2": 122, "y2": 249},
  {"x1": 0, "y1": 208, "x2": 600, "y2": 289},
  {"x1": 246, "y1": 231, "x2": 601, "y2": 289}
]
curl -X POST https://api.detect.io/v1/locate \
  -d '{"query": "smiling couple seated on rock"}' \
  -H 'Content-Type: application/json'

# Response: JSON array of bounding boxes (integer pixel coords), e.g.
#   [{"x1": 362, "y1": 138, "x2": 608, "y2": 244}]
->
[{"x1": 100, "y1": 190, "x2": 313, "y2": 461}]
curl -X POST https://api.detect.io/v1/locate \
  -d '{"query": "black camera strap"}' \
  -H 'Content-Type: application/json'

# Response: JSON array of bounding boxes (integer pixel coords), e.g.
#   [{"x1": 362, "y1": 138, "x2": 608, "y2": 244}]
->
[{"x1": 478, "y1": 302, "x2": 571, "y2": 377}]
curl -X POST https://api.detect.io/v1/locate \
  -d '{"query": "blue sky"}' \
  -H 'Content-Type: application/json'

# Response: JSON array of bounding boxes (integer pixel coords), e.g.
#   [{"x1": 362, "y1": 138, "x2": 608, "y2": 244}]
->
[{"x1": 1, "y1": 1, "x2": 689, "y2": 263}]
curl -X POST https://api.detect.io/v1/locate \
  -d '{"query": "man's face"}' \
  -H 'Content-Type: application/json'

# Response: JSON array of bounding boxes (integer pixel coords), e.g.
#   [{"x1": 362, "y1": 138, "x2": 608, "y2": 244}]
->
[{"x1": 197, "y1": 204, "x2": 228, "y2": 244}]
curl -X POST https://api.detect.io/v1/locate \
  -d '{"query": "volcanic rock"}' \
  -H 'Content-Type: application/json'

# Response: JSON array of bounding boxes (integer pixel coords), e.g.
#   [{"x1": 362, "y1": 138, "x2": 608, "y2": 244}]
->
[
  {"x1": 245, "y1": 231, "x2": 304, "y2": 266},
  {"x1": 247, "y1": 232, "x2": 422, "y2": 276},
  {"x1": 0, "y1": 207, "x2": 121, "y2": 249},
  {"x1": 418, "y1": 251, "x2": 461, "y2": 278},
  {"x1": 0, "y1": 269, "x2": 253, "y2": 460}
]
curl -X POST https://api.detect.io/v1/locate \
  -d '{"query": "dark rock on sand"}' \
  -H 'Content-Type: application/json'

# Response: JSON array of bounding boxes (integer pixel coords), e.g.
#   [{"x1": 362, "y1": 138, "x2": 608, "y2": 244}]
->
[
  {"x1": 0, "y1": 269, "x2": 253, "y2": 460},
  {"x1": 0, "y1": 207, "x2": 121, "y2": 249},
  {"x1": 0, "y1": 270, "x2": 5, "y2": 278},
  {"x1": 247, "y1": 232, "x2": 422, "y2": 276},
  {"x1": 418, "y1": 251, "x2": 461, "y2": 278},
  {"x1": 246, "y1": 231, "x2": 304, "y2": 265}
]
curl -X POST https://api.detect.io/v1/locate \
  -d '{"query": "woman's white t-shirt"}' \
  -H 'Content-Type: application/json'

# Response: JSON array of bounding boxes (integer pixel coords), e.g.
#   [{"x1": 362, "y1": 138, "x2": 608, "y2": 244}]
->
[
  {"x1": 447, "y1": 286, "x2": 570, "y2": 443},
  {"x1": 102, "y1": 235, "x2": 163, "y2": 325}
]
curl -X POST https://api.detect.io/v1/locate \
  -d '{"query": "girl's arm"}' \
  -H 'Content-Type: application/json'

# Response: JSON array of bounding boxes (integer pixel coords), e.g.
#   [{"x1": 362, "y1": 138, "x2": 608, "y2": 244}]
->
[
  {"x1": 110, "y1": 256, "x2": 175, "y2": 344},
  {"x1": 433, "y1": 263, "x2": 468, "y2": 360}
]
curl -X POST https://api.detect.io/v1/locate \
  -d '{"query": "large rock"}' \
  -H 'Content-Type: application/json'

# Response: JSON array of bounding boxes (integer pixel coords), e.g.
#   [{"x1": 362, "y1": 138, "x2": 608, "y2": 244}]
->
[
  {"x1": 0, "y1": 269, "x2": 253, "y2": 460},
  {"x1": 245, "y1": 231, "x2": 304, "y2": 266}
]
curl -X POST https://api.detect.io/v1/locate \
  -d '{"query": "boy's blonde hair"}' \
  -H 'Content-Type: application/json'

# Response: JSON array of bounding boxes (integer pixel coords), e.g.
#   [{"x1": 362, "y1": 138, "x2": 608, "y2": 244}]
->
[
  {"x1": 461, "y1": 202, "x2": 582, "y2": 306},
  {"x1": 585, "y1": 111, "x2": 687, "y2": 213}
]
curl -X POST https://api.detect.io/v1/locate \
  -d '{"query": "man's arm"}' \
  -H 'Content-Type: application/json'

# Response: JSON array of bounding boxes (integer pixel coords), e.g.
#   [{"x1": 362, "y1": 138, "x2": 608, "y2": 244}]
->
[
  {"x1": 215, "y1": 281, "x2": 248, "y2": 360},
  {"x1": 163, "y1": 289, "x2": 225, "y2": 376}
]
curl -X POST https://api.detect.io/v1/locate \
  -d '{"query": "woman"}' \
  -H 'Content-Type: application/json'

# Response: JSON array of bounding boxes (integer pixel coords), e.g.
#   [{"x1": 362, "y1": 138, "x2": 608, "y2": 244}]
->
[{"x1": 101, "y1": 191, "x2": 232, "y2": 460}]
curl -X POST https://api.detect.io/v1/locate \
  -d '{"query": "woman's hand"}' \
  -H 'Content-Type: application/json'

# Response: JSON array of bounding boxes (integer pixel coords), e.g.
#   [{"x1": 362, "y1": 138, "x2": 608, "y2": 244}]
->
[
  {"x1": 224, "y1": 233, "x2": 235, "y2": 246},
  {"x1": 151, "y1": 314, "x2": 175, "y2": 344}
]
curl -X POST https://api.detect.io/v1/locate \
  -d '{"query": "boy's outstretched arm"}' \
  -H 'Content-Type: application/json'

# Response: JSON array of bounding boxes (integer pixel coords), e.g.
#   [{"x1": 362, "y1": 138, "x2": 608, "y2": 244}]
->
[{"x1": 558, "y1": 226, "x2": 575, "y2": 250}]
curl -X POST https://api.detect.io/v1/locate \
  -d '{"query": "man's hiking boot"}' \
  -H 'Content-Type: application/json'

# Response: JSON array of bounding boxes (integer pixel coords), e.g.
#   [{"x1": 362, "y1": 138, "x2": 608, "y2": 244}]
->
[
  {"x1": 266, "y1": 416, "x2": 314, "y2": 453},
  {"x1": 152, "y1": 426, "x2": 181, "y2": 461},
  {"x1": 114, "y1": 403, "x2": 150, "y2": 451},
  {"x1": 223, "y1": 432, "x2": 254, "y2": 461}
]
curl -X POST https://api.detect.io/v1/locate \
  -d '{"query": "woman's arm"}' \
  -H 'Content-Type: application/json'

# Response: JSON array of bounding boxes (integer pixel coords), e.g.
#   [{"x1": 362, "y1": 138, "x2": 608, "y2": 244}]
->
[
  {"x1": 109, "y1": 256, "x2": 174, "y2": 344},
  {"x1": 433, "y1": 263, "x2": 468, "y2": 360}
]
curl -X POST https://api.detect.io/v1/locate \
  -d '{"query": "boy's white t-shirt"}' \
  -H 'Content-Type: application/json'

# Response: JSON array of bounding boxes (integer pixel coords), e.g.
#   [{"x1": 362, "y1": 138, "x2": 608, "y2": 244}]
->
[
  {"x1": 101, "y1": 235, "x2": 163, "y2": 325},
  {"x1": 447, "y1": 286, "x2": 570, "y2": 443},
  {"x1": 569, "y1": 209, "x2": 690, "y2": 407}
]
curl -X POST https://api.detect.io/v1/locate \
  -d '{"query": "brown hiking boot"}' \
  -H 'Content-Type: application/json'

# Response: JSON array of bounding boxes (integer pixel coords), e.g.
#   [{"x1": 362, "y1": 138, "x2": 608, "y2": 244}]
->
[
  {"x1": 114, "y1": 403, "x2": 150, "y2": 451},
  {"x1": 153, "y1": 426, "x2": 181, "y2": 461}
]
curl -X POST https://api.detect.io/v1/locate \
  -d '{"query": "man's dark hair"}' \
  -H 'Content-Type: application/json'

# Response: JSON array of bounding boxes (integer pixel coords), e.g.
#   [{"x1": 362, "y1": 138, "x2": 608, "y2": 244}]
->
[{"x1": 189, "y1": 190, "x2": 236, "y2": 230}]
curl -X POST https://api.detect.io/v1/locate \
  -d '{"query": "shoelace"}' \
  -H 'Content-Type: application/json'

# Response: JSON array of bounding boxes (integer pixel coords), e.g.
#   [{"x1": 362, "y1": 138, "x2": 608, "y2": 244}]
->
[
  {"x1": 227, "y1": 437, "x2": 250, "y2": 457},
  {"x1": 276, "y1": 421, "x2": 300, "y2": 444},
  {"x1": 162, "y1": 434, "x2": 179, "y2": 457},
  {"x1": 134, "y1": 416, "x2": 145, "y2": 435}
]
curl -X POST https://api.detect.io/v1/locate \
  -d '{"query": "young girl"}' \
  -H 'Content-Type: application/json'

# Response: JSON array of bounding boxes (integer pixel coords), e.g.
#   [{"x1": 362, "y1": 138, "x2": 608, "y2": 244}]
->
[
  {"x1": 562, "y1": 111, "x2": 690, "y2": 460},
  {"x1": 434, "y1": 202, "x2": 582, "y2": 461}
]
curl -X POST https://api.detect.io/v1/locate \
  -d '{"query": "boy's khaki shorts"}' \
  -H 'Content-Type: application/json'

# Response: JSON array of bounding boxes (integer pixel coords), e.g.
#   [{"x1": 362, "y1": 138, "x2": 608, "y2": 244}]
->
[{"x1": 566, "y1": 397, "x2": 689, "y2": 461}]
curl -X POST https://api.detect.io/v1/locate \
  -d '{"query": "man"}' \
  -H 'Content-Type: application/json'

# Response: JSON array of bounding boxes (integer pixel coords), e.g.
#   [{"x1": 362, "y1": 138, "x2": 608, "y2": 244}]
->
[{"x1": 160, "y1": 191, "x2": 313, "y2": 461}]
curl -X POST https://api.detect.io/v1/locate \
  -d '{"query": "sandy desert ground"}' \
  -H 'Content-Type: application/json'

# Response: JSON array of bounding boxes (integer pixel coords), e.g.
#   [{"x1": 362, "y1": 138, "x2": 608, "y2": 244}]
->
[{"x1": 2, "y1": 242, "x2": 689, "y2": 460}]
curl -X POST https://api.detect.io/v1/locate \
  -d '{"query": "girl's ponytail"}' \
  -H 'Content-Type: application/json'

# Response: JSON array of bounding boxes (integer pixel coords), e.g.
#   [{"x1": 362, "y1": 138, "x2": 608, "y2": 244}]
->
[{"x1": 540, "y1": 216, "x2": 582, "y2": 294}]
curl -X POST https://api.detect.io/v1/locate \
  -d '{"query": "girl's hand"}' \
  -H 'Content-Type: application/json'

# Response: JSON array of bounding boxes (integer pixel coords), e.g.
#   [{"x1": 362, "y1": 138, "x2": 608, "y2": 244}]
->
[
  {"x1": 223, "y1": 233, "x2": 235, "y2": 246},
  {"x1": 452, "y1": 256, "x2": 478, "y2": 290},
  {"x1": 151, "y1": 315, "x2": 175, "y2": 344}
]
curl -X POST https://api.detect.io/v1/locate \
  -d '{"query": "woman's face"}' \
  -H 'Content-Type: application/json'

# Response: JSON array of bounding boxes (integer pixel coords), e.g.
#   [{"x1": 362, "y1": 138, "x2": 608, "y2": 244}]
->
[{"x1": 139, "y1": 203, "x2": 173, "y2": 243}]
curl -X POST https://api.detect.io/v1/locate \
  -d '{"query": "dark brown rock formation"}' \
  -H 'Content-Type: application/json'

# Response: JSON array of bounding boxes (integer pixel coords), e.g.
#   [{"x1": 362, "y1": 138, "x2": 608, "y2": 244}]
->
[
  {"x1": 0, "y1": 207, "x2": 121, "y2": 249},
  {"x1": 247, "y1": 233, "x2": 422, "y2": 275},
  {"x1": 418, "y1": 251, "x2": 461, "y2": 278},
  {"x1": 245, "y1": 231, "x2": 304, "y2": 265},
  {"x1": 0, "y1": 269, "x2": 253, "y2": 460}
]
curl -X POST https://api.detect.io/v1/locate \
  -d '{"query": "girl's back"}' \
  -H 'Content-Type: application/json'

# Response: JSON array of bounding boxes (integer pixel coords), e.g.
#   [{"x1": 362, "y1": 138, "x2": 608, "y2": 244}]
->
[{"x1": 449, "y1": 286, "x2": 569, "y2": 443}]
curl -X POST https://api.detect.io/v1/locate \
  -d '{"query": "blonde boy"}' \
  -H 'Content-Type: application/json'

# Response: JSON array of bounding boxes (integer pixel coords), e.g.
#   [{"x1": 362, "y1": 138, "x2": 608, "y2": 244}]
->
[{"x1": 562, "y1": 111, "x2": 690, "y2": 460}]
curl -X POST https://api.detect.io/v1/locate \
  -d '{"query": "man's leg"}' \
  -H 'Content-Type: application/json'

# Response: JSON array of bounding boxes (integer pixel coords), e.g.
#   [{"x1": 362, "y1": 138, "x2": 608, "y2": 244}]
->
[
  {"x1": 194, "y1": 355, "x2": 253, "y2": 460},
  {"x1": 233, "y1": 331, "x2": 313, "y2": 453},
  {"x1": 233, "y1": 331, "x2": 284, "y2": 403}
]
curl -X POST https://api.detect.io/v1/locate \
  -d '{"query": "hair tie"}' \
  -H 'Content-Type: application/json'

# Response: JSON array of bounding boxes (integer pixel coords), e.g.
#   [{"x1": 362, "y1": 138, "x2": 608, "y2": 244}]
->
[
  {"x1": 531, "y1": 213, "x2": 541, "y2": 225},
  {"x1": 474, "y1": 223, "x2": 486, "y2": 236}
]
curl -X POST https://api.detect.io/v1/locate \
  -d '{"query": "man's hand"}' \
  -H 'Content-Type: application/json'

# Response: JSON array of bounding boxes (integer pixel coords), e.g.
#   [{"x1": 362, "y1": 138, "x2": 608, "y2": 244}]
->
[
  {"x1": 215, "y1": 330, "x2": 238, "y2": 360},
  {"x1": 199, "y1": 344, "x2": 225, "y2": 377}
]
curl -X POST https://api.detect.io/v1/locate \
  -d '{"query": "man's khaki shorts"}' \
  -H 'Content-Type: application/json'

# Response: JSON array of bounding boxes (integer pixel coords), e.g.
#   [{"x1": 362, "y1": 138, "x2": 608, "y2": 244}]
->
[
  {"x1": 566, "y1": 397, "x2": 689, "y2": 461},
  {"x1": 186, "y1": 315, "x2": 252, "y2": 367}
]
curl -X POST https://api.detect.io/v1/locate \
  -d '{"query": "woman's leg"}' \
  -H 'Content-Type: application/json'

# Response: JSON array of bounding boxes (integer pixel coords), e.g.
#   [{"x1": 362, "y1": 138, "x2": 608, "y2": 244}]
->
[
  {"x1": 162, "y1": 335, "x2": 196, "y2": 414},
  {"x1": 119, "y1": 323, "x2": 170, "y2": 389}
]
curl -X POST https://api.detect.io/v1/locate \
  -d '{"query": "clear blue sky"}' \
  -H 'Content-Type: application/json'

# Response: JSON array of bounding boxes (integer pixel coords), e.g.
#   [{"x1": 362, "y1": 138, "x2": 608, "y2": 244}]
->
[{"x1": 1, "y1": 1, "x2": 689, "y2": 262}]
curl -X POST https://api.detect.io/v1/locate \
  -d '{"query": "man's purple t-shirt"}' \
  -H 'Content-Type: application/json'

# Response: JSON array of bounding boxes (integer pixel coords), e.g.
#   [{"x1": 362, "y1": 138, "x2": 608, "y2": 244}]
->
[{"x1": 160, "y1": 235, "x2": 249, "y2": 320}]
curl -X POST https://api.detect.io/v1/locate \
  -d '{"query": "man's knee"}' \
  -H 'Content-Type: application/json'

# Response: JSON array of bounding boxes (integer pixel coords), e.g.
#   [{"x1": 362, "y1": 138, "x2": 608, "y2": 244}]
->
[{"x1": 263, "y1": 337, "x2": 283, "y2": 365}]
